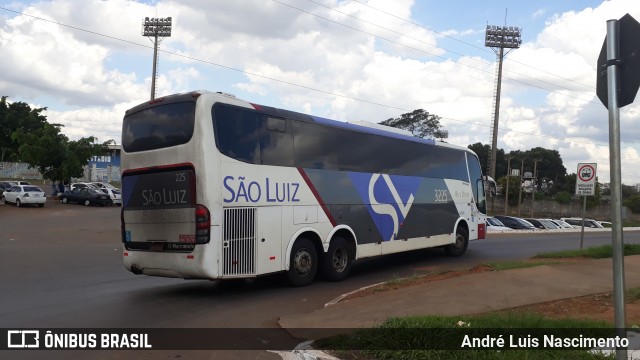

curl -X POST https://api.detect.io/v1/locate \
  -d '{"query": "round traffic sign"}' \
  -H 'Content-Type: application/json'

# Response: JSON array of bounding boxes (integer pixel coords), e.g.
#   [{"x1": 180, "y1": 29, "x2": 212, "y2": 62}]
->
[{"x1": 578, "y1": 164, "x2": 596, "y2": 182}]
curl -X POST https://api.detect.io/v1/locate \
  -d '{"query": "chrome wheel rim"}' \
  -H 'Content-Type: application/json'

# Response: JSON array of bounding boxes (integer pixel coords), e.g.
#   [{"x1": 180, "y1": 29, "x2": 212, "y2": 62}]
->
[{"x1": 293, "y1": 249, "x2": 312, "y2": 276}]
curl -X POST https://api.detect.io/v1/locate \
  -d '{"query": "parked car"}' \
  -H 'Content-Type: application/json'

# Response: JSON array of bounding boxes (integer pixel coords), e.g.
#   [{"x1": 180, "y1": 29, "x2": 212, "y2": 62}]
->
[
  {"x1": 1, "y1": 185, "x2": 46, "y2": 207},
  {"x1": 486, "y1": 217, "x2": 513, "y2": 232},
  {"x1": 98, "y1": 187, "x2": 121, "y2": 206},
  {"x1": 61, "y1": 188, "x2": 112, "y2": 206},
  {"x1": 0, "y1": 181, "x2": 13, "y2": 196},
  {"x1": 547, "y1": 219, "x2": 574, "y2": 229},
  {"x1": 89, "y1": 182, "x2": 117, "y2": 190},
  {"x1": 598, "y1": 221, "x2": 612, "y2": 228},
  {"x1": 70, "y1": 182, "x2": 99, "y2": 191},
  {"x1": 493, "y1": 215, "x2": 537, "y2": 230},
  {"x1": 561, "y1": 217, "x2": 604, "y2": 228},
  {"x1": 524, "y1": 218, "x2": 560, "y2": 230},
  {"x1": 3, "y1": 180, "x2": 30, "y2": 187}
]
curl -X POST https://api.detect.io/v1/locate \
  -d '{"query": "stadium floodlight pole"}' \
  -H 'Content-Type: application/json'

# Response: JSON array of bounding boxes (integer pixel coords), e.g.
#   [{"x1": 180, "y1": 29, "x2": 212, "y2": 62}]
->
[
  {"x1": 484, "y1": 24, "x2": 522, "y2": 185},
  {"x1": 142, "y1": 16, "x2": 172, "y2": 100}
]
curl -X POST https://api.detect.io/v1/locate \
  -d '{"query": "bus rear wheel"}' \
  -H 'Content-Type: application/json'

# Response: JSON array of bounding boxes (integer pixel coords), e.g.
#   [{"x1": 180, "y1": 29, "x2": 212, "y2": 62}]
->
[
  {"x1": 320, "y1": 236, "x2": 352, "y2": 282},
  {"x1": 287, "y1": 237, "x2": 318, "y2": 287},
  {"x1": 445, "y1": 226, "x2": 468, "y2": 257}
]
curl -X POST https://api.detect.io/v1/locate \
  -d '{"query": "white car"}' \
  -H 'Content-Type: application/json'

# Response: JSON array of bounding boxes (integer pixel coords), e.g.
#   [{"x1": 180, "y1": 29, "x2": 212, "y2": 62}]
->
[
  {"x1": 98, "y1": 187, "x2": 122, "y2": 206},
  {"x1": 486, "y1": 217, "x2": 514, "y2": 232},
  {"x1": 1, "y1": 185, "x2": 47, "y2": 207},
  {"x1": 547, "y1": 219, "x2": 574, "y2": 229},
  {"x1": 70, "y1": 182, "x2": 100, "y2": 191},
  {"x1": 90, "y1": 182, "x2": 117, "y2": 190}
]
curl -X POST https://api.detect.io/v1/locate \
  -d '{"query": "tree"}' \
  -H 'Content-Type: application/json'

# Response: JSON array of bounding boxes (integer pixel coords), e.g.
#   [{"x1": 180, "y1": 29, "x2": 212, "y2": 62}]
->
[
  {"x1": 379, "y1": 109, "x2": 448, "y2": 139},
  {"x1": 13, "y1": 123, "x2": 111, "y2": 182},
  {"x1": 468, "y1": 142, "x2": 507, "y2": 179},
  {"x1": 624, "y1": 195, "x2": 640, "y2": 214},
  {"x1": 497, "y1": 175, "x2": 522, "y2": 206},
  {"x1": 0, "y1": 96, "x2": 48, "y2": 161},
  {"x1": 522, "y1": 147, "x2": 567, "y2": 185}
]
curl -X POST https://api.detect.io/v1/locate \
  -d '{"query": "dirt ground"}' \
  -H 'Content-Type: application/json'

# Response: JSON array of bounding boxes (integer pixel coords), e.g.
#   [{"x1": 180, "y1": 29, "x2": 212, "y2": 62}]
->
[{"x1": 341, "y1": 260, "x2": 640, "y2": 325}]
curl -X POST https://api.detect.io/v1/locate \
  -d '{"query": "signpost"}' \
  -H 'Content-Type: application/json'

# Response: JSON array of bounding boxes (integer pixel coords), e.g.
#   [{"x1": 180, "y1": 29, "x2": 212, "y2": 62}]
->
[
  {"x1": 575, "y1": 163, "x2": 597, "y2": 249},
  {"x1": 596, "y1": 13, "x2": 640, "y2": 360}
]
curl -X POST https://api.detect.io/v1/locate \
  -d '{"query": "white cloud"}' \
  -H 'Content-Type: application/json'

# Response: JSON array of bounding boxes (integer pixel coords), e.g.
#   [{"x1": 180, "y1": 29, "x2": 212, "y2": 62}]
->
[{"x1": 3, "y1": 0, "x2": 640, "y2": 185}]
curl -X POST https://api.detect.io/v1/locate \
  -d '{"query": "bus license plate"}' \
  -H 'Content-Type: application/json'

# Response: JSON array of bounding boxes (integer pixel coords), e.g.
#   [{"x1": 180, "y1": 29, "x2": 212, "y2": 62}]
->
[{"x1": 150, "y1": 243, "x2": 165, "y2": 252}]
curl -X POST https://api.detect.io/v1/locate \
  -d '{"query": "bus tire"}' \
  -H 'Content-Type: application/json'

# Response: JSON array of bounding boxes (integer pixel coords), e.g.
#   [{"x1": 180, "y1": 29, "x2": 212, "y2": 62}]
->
[
  {"x1": 445, "y1": 226, "x2": 468, "y2": 257},
  {"x1": 320, "y1": 236, "x2": 351, "y2": 282},
  {"x1": 287, "y1": 237, "x2": 318, "y2": 287}
]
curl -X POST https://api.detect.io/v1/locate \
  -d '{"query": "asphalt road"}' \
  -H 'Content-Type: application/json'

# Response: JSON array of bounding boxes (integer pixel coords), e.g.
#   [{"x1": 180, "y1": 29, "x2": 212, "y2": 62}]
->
[{"x1": 2, "y1": 199, "x2": 639, "y2": 359}]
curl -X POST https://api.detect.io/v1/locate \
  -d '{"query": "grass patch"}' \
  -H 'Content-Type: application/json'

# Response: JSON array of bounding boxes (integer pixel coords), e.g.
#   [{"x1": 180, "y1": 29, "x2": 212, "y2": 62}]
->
[
  {"x1": 315, "y1": 313, "x2": 614, "y2": 360},
  {"x1": 534, "y1": 244, "x2": 640, "y2": 259},
  {"x1": 360, "y1": 261, "x2": 557, "y2": 294},
  {"x1": 625, "y1": 287, "x2": 640, "y2": 302},
  {"x1": 483, "y1": 260, "x2": 559, "y2": 271},
  {"x1": 623, "y1": 220, "x2": 640, "y2": 227}
]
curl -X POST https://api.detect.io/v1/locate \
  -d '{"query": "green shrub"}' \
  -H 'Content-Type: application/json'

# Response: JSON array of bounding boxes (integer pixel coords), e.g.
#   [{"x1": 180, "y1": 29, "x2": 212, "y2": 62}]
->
[
  {"x1": 624, "y1": 195, "x2": 640, "y2": 214},
  {"x1": 553, "y1": 191, "x2": 572, "y2": 204}
]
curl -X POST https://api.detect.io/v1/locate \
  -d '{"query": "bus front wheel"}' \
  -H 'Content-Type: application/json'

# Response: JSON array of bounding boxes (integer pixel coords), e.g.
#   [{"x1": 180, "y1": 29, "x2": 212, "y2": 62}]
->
[
  {"x1": 320, "y1": 236, "x2": 352, "y2": 282},
  {"x1": 445, "y1": 226, "x2": 468, "y2": 257},
  {"x1": 288, "y1": 238, "x2": 318, "y2": 287}
]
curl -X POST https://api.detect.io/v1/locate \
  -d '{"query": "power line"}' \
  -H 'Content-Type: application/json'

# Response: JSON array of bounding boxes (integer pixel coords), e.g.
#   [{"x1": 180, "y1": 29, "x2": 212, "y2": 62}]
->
[
  {"x1": 349, "y1": 0, "x2": 596, "y2": 91},
  {"x1": 271, "y1": 0, "x2": 598, "y2": 106},
  {"x1": 0, "y1": 6, "x2": 638, "y2": 153},
  {"x1": 301, "y1": 0, "x2": 594, "y2": 97}
]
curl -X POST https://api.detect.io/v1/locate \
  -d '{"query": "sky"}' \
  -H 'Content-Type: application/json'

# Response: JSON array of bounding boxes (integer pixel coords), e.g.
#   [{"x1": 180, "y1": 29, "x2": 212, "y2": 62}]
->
[{"x1": 1, "y1": 0, "x2": 639, "y2": 184}]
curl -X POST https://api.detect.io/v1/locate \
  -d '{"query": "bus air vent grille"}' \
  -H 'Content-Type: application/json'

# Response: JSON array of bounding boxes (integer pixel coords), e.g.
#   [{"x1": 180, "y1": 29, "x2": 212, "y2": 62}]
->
[{"x1": 222, "y1": 207, "x2": 257, "y2": 276}]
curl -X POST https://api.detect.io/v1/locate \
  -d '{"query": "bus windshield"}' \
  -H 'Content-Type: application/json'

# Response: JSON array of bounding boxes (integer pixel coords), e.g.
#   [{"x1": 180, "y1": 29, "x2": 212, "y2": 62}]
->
[{"x1": 122, "y1": 101, "x2": 195, "y2": 152}]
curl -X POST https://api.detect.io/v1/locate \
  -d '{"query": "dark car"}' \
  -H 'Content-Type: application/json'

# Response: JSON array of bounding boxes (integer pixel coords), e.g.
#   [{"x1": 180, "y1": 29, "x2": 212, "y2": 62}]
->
[
  {"x1": 524, "y1": 218, "x2": 560, "y2": 230},
  {"x1": 493, "y1": 215, "x2": 536, "y2": 230},
  {"x1": 61, "y1": 188, "x2": 112, "y2": 206},
  {"x1": 0, "y1": 181, "x2": 13, "y2": 196}
]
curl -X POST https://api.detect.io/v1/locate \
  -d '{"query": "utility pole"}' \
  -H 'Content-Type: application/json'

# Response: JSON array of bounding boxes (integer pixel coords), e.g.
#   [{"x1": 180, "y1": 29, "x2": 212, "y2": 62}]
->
[
  {"x1": 504, "y1": 156, "x2": 512, "y2": 214},
  {"x1": 142, "y1": 16, "x2": 172, "y2": 100},
  {"x1": 529, "y1": 159, "x2": 540, "y2": 217},
  {"x1": 517, "y1": 159, "x2": 525, "y2": 217},
  {"x1": 484, "y1": 23, "x2": 522, "y2": 191}
]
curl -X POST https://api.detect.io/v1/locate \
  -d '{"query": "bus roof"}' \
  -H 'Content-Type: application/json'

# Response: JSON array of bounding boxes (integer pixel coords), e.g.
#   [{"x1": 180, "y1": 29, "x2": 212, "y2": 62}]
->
[{"x1": 125, "y1": 90, "x2": 476, "y2": 156}]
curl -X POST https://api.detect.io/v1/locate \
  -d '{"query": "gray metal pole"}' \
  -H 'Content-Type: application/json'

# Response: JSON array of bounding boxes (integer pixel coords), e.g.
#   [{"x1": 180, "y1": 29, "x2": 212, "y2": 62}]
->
[
  {"x1": 151, "y1": 35, "x2": 158, "y2": 100},
  {"x1": 580, "y1": 196, "x2": 586, "y2": 249},
  {"x1": 606, "y1": 19, "x2": 627, "y2": 360}
]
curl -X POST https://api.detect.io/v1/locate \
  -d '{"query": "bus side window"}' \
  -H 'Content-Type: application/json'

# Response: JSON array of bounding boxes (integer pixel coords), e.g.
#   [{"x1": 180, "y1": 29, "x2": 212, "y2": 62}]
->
[
  {"x1": 293, "y1": 121, "x2": 338, "y2": 170},
  {"x1": 259, "y1": 117, "x2": 294, "y2": 166},
  {"x1": 213, "y1": 105, "x2": 261, "y2": 164}
]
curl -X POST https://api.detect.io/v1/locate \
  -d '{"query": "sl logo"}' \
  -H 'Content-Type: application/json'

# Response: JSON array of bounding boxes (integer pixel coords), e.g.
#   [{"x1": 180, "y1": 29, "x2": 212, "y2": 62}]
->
[{"x1": 349, "y1": 172, "x2": 421, "y2": 241}]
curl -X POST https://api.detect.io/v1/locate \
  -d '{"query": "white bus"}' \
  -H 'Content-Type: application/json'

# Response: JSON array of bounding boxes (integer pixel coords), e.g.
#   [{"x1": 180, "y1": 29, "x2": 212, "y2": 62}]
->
[{"x1": 120, "y1": 91, "x2": 487, "y2": 286}]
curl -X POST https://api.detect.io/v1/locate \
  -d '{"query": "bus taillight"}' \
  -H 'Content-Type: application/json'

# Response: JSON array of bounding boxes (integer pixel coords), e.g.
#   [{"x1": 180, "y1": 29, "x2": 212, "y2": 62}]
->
[{"x1": 195, "y1": 204, "x2": 211, "y2": 243}]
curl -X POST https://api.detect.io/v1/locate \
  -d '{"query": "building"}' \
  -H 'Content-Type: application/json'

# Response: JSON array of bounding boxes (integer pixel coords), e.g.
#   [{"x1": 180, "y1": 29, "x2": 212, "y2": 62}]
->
[{"x1": 85, "y1": 144, "x2": 121, "y2": 182}]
